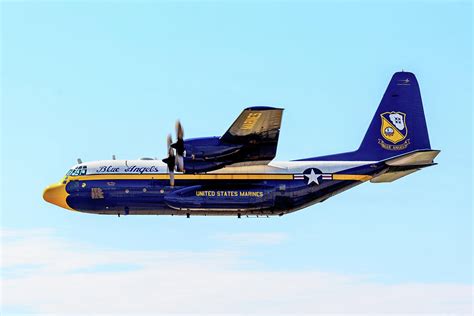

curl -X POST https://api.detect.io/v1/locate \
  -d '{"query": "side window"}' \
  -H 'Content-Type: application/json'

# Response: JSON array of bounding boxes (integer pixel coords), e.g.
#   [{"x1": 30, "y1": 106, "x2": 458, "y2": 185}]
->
[{"x1": 80, "y1": 166, "x2": 87, "y2": 175}]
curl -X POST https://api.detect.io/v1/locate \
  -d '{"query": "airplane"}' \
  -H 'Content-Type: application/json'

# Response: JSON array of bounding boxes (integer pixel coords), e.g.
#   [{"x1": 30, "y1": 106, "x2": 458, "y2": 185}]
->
[{"x1": 43, "y1": 71, "x2": 439, "y2": 218}]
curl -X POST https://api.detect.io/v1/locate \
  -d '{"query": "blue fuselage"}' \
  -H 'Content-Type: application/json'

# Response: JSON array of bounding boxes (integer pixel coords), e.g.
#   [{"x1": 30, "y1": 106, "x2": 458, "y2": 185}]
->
[{"x1": 44, "y1": 160, "x2": 384, "y2": 217}]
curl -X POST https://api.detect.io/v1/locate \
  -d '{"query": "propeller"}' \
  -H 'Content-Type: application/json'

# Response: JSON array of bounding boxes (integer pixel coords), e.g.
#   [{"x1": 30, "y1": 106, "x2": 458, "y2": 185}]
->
[
  {"x1": 162, "y1": 120, "x2": 185, "y2": 185},
  {"x1": 162, "y1": 134, "x2": 175, "y2": 186},
  {"x1": 171, "y1": 120, "x2": 185, "y2": 172}
]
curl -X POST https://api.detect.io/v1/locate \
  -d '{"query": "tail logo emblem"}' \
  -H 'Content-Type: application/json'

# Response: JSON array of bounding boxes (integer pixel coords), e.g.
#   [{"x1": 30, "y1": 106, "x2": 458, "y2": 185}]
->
[{"x1": 379, "y1": 111, "x2": 410, "y2": 150}]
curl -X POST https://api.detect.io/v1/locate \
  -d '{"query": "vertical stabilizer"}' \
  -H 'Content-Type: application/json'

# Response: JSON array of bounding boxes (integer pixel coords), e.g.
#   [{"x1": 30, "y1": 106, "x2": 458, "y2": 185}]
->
[
  {"x1": 356, "y1": 71, "x2": 431, "y2": 160},
  {"x1": 298, "y1": 72, "x2": 434, "y2": 162}
]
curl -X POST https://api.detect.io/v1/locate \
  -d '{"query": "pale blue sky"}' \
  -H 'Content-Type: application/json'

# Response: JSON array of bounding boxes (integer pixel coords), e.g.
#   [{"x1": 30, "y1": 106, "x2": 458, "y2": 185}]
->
[{"x1": 1, "y1": 1, "x2": 472, "y2": 313}]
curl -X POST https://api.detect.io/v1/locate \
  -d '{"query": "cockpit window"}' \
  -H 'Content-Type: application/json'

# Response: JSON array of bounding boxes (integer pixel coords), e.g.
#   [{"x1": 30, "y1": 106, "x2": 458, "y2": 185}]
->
[{"x1": 67, "y1": 165, "x2": 87, "y2": 176}]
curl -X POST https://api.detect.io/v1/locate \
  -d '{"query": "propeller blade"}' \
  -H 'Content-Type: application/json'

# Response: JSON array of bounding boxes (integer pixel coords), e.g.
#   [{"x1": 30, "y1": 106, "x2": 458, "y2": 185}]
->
[
  {"x1": 163, "y1": 136, "x2": 175, "y2": 166},
  {"x1": 172, "y1": 120, "x2": 185, "y2": 172},
  {"x1": 176, "y1": 155, "x2": 184, "y2": 173},
  {"x1": 169, "y1": 170, "x2": 175, "y2": 187},
  {"x1": 163, "y1": 133, "x2": 177, "y2": 186},
  {"x1": 162, "y1": 156, "x2": 175, "y2": 168},
  {"x1": 176, "y1": 120, "x2": 184, "y2": 140},
  {"x1": 167, "y1": 134, "x2": 173, "y2": 148}
]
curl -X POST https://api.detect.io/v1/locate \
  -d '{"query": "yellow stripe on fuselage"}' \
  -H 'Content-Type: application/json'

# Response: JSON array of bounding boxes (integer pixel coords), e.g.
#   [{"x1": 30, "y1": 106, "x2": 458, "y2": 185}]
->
[{"x1": 332, "y1": 174, "x2": 373, "y2": 181}]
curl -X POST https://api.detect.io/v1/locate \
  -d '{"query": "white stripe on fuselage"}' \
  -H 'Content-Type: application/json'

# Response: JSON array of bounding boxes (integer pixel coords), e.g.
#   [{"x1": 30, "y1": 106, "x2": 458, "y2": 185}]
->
[
  {"x1": 213, "y1": 161, "x2": 377, "y2": 174},
  {"x1": 70, "y1": 159, "x2": 376, "y2": 176}
]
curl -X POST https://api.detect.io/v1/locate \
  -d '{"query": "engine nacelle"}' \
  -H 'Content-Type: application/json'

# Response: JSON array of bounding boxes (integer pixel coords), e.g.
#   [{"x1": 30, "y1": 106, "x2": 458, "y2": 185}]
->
[
  {"x1": 181, "y1": 136, "x2": 278, "y2": 173},
  {"x1": 184, "y1": 137, "x2": 242, "y2": 160}
]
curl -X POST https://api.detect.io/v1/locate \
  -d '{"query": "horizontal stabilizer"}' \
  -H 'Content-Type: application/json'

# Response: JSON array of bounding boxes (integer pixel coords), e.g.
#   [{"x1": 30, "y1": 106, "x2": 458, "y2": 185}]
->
[
  {"x1": 371, "y1": 149, "x2": 440, "y2": 183},
  {"x1": 384, "y1": 150, "x2": 440, "y2": 166},
  {"x1": 371, "y1": 169, "x2": 419, "y2": 183}
]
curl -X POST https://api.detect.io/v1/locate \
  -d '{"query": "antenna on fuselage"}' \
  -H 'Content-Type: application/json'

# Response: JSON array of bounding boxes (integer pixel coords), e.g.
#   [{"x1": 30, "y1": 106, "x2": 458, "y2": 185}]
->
[{"x1": 77, "y1": 158, "x2": 82, "y2": 164}]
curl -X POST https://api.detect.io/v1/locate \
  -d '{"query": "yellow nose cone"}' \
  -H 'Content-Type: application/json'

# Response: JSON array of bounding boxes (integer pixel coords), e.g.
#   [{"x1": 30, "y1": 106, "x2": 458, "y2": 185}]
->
[{"x1": 43, "y1": 182, "x2": 72, "y2": 210}]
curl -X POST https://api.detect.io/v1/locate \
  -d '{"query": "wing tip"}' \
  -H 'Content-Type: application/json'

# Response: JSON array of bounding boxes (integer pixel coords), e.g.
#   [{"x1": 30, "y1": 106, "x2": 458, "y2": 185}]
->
[{"x1": 244, "y1": 106, "x2": 284, "y2": 111}]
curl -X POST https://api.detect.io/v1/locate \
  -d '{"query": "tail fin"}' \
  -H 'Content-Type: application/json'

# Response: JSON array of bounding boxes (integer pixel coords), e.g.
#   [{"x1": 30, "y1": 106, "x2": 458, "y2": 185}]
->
[
  {"x1": 297, "y1": 71, "x2": 434, "y2": 162},
  {"x1": 356, "y1": 71, "x2": 431, "y2": 161}
]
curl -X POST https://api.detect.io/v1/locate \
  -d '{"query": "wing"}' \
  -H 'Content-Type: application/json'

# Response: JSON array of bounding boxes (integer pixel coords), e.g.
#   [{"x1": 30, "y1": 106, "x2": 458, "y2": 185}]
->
[
  {"x1": 219, "y1": 106, "x2": 284, "y2": 166},
  {"x1": 182, "y1": 106, "x2": 284, "y2": 173},
  {"x1": 221, "y1": 106, "x2": 283, "y2": 143}
]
